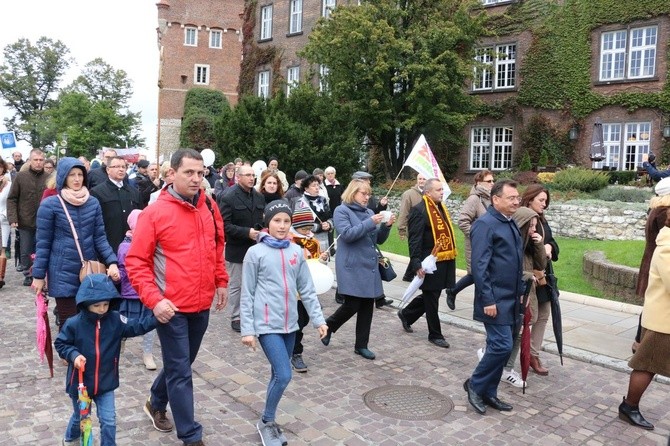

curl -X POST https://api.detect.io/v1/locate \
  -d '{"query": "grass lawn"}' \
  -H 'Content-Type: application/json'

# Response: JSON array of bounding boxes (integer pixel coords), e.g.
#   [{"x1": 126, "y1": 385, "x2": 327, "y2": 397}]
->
[{"x1": 379, "y1": 226, "x2": 645, "y2": 299}]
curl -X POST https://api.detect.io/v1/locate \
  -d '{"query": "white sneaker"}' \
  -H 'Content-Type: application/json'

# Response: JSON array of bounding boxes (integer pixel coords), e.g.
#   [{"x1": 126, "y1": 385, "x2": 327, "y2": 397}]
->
[
  {"x1": 500, "y1": 368, "x2": 526, "y2": 388},
  {"x1": 143, "y1": 353, "x2": 157, "y2": 370},
  {"x1": 476, "y1": 348, "x2": 485, "y2": 361}
]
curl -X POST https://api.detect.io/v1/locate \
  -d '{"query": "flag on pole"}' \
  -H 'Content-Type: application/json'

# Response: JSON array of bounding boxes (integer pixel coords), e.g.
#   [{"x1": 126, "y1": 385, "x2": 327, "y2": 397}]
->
[{"x1": 403, "y1": 134, "x2": 451, "y2": 199}]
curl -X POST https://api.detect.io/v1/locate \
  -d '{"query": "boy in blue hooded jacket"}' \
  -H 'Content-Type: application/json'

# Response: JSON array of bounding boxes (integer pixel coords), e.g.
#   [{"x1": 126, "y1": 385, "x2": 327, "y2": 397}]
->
[{"x1": 55, "y1": 274, "x2": 157, "y2": 446}]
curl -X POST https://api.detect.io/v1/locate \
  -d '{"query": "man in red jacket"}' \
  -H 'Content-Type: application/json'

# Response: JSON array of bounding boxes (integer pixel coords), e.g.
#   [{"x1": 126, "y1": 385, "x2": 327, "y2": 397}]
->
[{"x1": 126, "y1": 149, "x2": 228, "y2": 446}]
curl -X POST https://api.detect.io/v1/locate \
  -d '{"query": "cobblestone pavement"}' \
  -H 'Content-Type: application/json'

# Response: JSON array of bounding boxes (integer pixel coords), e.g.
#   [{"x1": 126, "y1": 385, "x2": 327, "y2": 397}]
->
[{"x1": 1, "y1": 263, "x2": 668, "y2": 446}]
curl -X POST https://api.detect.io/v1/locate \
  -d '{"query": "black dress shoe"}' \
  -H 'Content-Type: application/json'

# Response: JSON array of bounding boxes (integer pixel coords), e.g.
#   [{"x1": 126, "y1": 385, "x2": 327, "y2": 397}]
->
[
  {"x1": 429, "y1": 338, "x2": 450, "y2": 348},
  {"x1": 618, "y1": 397, "x2": 654, "y2": 430},
  {"x1": 445, "y1": 288, "x2": 456, "y2": 311},
  {"x1": 354, "y1": 348, "x2": 375, "y2": 360},
  {"x1": 463, "y1": 379, "x2": 486, "y2": 415},
  {"x1": 375, "y1": 298, "x2": 393, "y2": 309},
  {"x1": 230, "y1": 320, "x2": 241, "y2": 333},
  {"x1": 397, "y1": 310, "x2": 413, "y2": 333},
  {"x1": 482, "y1": 396, "x2": 513, "y2": 411}
]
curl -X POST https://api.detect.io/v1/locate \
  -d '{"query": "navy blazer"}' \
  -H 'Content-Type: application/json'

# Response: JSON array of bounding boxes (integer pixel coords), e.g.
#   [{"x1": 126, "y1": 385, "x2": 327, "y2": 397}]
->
[{"x1": 470, "y1": 206, "x2": 524, "y2": 326}]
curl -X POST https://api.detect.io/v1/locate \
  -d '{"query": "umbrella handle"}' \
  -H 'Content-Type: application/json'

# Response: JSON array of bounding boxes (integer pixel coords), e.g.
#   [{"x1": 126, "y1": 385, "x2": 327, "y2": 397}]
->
[{"x1": 78, "y1": 365, "x2": 85, "y2": 383}]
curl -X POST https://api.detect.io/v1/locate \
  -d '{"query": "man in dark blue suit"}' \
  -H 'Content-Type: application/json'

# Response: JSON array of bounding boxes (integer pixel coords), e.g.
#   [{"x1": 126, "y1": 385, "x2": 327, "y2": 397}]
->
[{"x1": 464, "y1": 180, "x2": 524, "y2": 415}]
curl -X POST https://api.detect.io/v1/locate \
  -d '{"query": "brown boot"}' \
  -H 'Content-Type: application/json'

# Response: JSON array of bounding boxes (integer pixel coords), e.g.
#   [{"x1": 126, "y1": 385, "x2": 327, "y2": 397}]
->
[
  {"x1": 530, "y1": 354, "x2": 549, "y2": 376},
  {"x1": 0, "y1": 256, "x2": 6, "y2": 288}
]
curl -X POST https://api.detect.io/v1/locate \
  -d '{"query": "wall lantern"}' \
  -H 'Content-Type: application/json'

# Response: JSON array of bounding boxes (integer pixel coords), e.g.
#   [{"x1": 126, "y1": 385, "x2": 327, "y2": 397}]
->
[
  {"x1": 569, "y1": 124, "x2": 579, "y2": 141},
  {"x1": 664, "y1": 123, "x2": 670, "y2": 139}
]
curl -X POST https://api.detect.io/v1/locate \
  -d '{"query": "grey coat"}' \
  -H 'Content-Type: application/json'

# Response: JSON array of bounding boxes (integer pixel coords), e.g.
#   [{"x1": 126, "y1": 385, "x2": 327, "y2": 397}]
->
[
  {"x1": 334, "y1": 202, "x2": 390, "y2": 298},
  {"x1": 457, "y1": 185, "x2": 491, "y2": 272}
]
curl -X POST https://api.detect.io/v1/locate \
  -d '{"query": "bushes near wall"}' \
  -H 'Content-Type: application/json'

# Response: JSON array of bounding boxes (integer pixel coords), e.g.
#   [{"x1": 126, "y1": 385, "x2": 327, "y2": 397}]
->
[
  {"x1": 593, "y1": 186, "x2": 653, "y2": 203},
  {"x1": 552, "y1": 167, "x2": 609, "y2": 192}
]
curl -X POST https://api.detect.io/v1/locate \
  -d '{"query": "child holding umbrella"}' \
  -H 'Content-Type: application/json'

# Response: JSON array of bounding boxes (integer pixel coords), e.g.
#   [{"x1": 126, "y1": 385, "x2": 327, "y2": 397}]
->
[
  {"x1": 240, "y1": 200, "x2": 328, "y2": 446},
  {"x1": 55, "y1": 274, "x2": 156, "y2": 445}
]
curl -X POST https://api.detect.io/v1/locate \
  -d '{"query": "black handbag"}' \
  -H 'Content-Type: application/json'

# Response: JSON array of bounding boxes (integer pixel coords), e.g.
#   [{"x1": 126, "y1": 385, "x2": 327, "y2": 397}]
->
[{"x1": 377, "y1": 247, "x2": 397, "y2": 282}]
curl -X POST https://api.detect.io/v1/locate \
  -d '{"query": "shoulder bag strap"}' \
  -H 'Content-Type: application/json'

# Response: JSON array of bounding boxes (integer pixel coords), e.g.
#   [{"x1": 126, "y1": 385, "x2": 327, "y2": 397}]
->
[{"x1": 57, "y1": 195, "x2": 85, "y2": 264}]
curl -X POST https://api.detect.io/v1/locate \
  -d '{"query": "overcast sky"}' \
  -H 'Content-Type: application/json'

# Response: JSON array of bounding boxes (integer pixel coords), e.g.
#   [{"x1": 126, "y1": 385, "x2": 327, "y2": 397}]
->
[{"x1": 0, "y1": 0, "x2": 159, "y2": 153}]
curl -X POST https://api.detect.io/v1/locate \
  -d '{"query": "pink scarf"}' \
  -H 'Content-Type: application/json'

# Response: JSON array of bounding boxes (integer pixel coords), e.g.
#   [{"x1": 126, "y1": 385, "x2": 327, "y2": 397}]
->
[{"x1": 60, "y1": 187, "x2": 90, "y2": 206}]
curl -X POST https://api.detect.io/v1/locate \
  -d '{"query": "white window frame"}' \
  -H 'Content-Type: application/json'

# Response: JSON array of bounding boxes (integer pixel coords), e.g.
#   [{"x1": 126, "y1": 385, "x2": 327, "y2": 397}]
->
[
  {"x1": 319, "y1": 65, "x2": 330, "y2": 93},
  {"x1": 469, "y1": 126, "x2": 513, "y2": 170},
  {"x1": 599, "y1": 26, "x2": 657, "y2": 81},
  {"x1": 194, "y1": 65, "x2": 210, "y2": 85},
  {"x1": 289, "y1": 0, "x2": 303, "y2": 34},
  {"x1": 592, "y1": 122, "x2": 651, "y2": 171},
  {"x1": 482, "y1": 0, "x2": 513, "y2": 5},
  {"x1": 287, "y1": 66, "x2": 300, "y2": 97},
  {"x1": 260, "y1": 5, "x2": 273, "y2": 40},
  {"x1": 473, "y1": 44, "x2": 516, "y2": 91},
  {"x1": 323, "y1": 0, "x2": 336, "y2": 18},
  {"x1": 184, "y1": 26, "x2": 198, "y2": 46},
  {"x1": 209, "y1": 30, "x2": 222, "y2": 49},
  {"x1": 258, "y1": 70, "x2": 270, "y2": 98}
]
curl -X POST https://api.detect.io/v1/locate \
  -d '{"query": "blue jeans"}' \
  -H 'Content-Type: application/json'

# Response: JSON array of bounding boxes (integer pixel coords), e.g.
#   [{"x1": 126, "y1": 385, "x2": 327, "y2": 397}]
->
[
  {"x1": 259, "y1": 332, "x2": 296, "y2": 423},
  {"x1": 151, "y1": 311, "x2": 209, "y2": 444},
  {"x1": 65, "y1": 390, "x2": 115, "y2": 445},
  {"x1": 470, "y1": 323, "x2": 514, "y2": 399}
]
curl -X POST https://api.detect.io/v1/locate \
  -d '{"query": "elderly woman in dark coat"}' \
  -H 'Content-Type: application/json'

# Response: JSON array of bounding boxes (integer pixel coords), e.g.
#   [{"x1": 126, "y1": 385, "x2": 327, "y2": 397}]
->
[
  {"x1": 32, "y1": 157, "x2": 119, "y2": 330},
  {"x1": 321, "y1": 179, "x2": 395, "y2": 360}
]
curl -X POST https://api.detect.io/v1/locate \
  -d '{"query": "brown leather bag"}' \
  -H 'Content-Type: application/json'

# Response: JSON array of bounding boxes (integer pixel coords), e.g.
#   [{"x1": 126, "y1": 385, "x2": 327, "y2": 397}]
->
[{"x1": 533, "y1": 269, "x2": 547, "y2": 286}]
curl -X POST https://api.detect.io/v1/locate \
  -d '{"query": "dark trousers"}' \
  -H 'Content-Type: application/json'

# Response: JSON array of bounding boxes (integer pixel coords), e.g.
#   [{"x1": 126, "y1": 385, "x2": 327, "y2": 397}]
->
[
  {"x1": 18, "y1": 227, "x2": 36, "y2": 277},
  {"x1": 401, "y1": 289, "x2": 444, "y2": 340},
  {"x1": 470, "y1": 323, "x2": 514, "y2": 399},
  {"x1": 54, "y1": 297, "x2": 77, "y2": 331},
  {"x1": 293, "y1": 300, "x2": 309, "y2": 355},
  {"x1": 151, "y1": 311, "x2": 209, "y2": 444},
  {"x1": 452, "y1": 273, "x2": 474, "y2": 295},
  {"x1": 325, "y1": 295, "x2": 374, "y2": 349}
]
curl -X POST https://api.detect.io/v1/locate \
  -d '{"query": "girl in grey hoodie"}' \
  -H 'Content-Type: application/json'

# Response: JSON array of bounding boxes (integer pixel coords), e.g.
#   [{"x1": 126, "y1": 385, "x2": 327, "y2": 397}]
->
[{"x1": 240, "y1": 200, "x2": 328, "y2": 446}]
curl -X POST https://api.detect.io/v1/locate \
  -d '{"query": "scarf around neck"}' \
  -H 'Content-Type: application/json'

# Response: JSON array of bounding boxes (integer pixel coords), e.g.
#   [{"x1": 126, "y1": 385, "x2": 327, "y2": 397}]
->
[
  {"x1": 423, "y1": 196, "x2": 457, "y2": 262},
  {"x1": 60, "y1": 187, "x2": 90, "y2": 206},
  {"x1": 261, "y1": 234, "x2": 291, "y2": 249}
]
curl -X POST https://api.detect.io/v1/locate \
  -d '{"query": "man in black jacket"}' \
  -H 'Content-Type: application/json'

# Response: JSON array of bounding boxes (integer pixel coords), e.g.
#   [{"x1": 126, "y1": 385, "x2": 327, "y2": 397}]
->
[
  {"x1": 91, "y1": 156, "x2": 141, "y2": 253},
  {"x1": 217, "y1": 165, "x2": 265, "y2": 332},
  {"x1": 87, "y1": 149, "x2": 118, "y2": 190}
]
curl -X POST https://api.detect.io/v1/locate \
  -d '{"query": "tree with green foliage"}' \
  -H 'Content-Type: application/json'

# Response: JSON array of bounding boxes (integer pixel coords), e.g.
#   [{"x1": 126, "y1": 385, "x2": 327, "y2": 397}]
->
[
  {"x1": 0, "y1": 37, "x2": 71, "y2": 148},
  {"x1": 181, "y1": 88, "x2": 230, "y2": 149},
  {"x1": 301, "y1": 0, "x2": 485, "y2": 179},
  {"x1": 215, "y1": 86, "x2": 360, "y2": 178}
]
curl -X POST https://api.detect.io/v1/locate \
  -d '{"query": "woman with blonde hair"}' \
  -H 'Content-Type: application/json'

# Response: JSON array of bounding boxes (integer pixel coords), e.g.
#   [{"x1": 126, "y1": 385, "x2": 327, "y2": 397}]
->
[{"x1": 320, "y1": 179, "x2": 395, "y2": 360}]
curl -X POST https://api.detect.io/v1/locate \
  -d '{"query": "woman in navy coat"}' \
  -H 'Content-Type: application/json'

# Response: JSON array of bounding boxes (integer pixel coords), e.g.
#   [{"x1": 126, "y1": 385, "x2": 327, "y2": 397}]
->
[
  {"x1": 321, "y1": 179, "x2": 395, "y2": 360},
  {"x1": 32, "y1": 157, "x2": 119, "y2": 330}
]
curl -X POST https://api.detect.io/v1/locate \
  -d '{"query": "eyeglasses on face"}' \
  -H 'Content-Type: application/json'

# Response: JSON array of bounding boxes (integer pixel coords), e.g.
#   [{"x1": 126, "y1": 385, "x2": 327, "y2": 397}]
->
[
  {"x1": 239, "y1": 173, "x2": 255, "y2": 177},
  {"x1": 503, "y1": 195, "x2": 521, "y2": 202},
  {"x1": 357, "y1": 190, "x2": 371, "y2": 197}
]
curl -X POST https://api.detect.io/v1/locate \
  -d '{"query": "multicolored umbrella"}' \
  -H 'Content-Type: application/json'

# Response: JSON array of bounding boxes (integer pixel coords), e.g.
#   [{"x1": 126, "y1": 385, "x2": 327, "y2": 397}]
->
[
  {"x1": 78, "y1": 367, "x2": 93, "y2": 446},
  {"x1": 35, "y1": 292, "x2": 54, "y2": 378},
  {"x1": 519, "y1": 279, "x2": 534, "y2": 394}
]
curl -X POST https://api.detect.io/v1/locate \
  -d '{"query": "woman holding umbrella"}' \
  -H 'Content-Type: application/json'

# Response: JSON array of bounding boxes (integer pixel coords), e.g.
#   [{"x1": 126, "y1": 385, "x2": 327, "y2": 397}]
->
[
  {"x1": 521, "y1": 184, "x2": 560, "y2": 375},
  {"x1": 619, "y1": 213, "x2": 670, "y2": 430}
]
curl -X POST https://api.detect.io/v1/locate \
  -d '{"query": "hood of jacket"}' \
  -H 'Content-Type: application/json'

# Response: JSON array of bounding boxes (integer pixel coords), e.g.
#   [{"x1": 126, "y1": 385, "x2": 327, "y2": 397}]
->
[
  {"x1": 512, "y1": 207, "x2": 539, "y2": 242},
  {"x1": 76, "y1": 273, "x2": 120, "y2": 311},
  {"x1": 56, "y1": 157, "x2": 88, "y2": 193}
]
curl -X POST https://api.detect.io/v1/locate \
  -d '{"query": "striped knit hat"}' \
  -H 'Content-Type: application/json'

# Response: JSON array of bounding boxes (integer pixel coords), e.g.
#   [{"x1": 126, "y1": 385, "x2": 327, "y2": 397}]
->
[{"x1": 292, "y1": 206, "x2": 314, "y2": 229}]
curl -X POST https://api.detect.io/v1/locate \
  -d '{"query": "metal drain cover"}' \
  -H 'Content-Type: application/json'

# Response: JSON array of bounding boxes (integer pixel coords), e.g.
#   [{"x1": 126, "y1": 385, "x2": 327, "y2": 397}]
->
[{"x1": 363, "y1": 385, "x2": 454, "y2": 420}]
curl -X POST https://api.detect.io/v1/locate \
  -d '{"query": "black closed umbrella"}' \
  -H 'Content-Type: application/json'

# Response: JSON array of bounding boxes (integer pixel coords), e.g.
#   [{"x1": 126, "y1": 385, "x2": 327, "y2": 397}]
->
[
  {"x1": 590, "y1": 118, "x2": 605, "y2": 163},
  {"x1": 545, "y1": 261, "x2": 563, "y2": 365}
]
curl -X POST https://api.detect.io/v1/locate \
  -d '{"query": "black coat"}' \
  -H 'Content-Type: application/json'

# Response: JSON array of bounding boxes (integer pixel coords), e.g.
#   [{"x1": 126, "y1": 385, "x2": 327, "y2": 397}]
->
[
  {"x1": 217, "y1": 184, "x2": 265, "y2": 263},
  {"x1": 407, "y1": 200, "x2": 456, "y2": 291},
  {"x1": 87, "y1": 165, "x2": 109, "y2": 190},
  {"x1": 91, "y1": 179, "x2": 141, "y2": 253}
]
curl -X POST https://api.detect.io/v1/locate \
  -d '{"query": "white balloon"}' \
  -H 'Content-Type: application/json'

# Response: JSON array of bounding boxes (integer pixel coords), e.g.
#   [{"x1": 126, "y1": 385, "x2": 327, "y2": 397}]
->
[
  {"x1": 251, "y1": 160, "x2": 267, "y2": 179},
  {"x1": 306, "y1": 259, "x2": 334, "y2": 295},
  {"x1": 201, "y1": 149, "x2": 215, "y2": 167}
]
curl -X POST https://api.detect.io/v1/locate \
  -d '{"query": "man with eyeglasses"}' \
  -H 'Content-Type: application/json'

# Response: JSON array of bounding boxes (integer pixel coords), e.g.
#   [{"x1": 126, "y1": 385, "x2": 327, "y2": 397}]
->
[
  {"x1": 7, "y1": 148, "x2": 48, "y2": 285},
  {"x1": 217, "y1": 164, "x2": 265, "y2": 333},
  {"x1": 88, "y1": 149, "x2": 124, "y2": 190},
  {"x1": 464, "y1": 179, "x2": 524, "y2": 416},
  {"x1": 91, "y1": 156, "x2": 141, "y2": 253}
]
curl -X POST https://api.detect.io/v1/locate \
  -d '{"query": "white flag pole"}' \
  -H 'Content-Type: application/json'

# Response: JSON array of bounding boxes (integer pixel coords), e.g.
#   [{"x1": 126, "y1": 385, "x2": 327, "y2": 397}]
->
[{"x1": 382, "y1": 165, "x2": 406, "y2": 200}]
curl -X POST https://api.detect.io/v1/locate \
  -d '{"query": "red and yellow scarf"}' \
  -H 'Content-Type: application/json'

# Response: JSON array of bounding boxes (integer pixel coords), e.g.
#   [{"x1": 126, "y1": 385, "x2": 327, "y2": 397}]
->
[{"x1": 424, "y1": 196, "x2": 457, "y2": 262}]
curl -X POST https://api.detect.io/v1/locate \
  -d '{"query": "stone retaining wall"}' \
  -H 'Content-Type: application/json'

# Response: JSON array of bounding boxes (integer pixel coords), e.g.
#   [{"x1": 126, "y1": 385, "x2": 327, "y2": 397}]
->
[
  {"x1": 387, "y1": 197, "x2": 647, "y2": 241},
  {"x1": 582, "y1": 251, "x2": 640, "y2": 304}
]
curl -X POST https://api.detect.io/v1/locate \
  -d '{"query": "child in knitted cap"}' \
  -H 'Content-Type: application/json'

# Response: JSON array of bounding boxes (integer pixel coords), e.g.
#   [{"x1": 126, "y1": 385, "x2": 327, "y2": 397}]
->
[
  {"x1": 290, "y1": 205, "x2": 329, "y2": 262},
  {"x1": 240, "y1": 200, "x2": 327, "y2": 446},
  {"x1": 117, "y1": 209, "x2": 158, "y2": 370}
]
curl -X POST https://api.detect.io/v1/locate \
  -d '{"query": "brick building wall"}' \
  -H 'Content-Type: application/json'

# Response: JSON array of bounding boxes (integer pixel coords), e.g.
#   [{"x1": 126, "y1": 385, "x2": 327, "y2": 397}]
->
[{"x1": 156, "y1": 0, "x2": 244, "y2": 155}]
